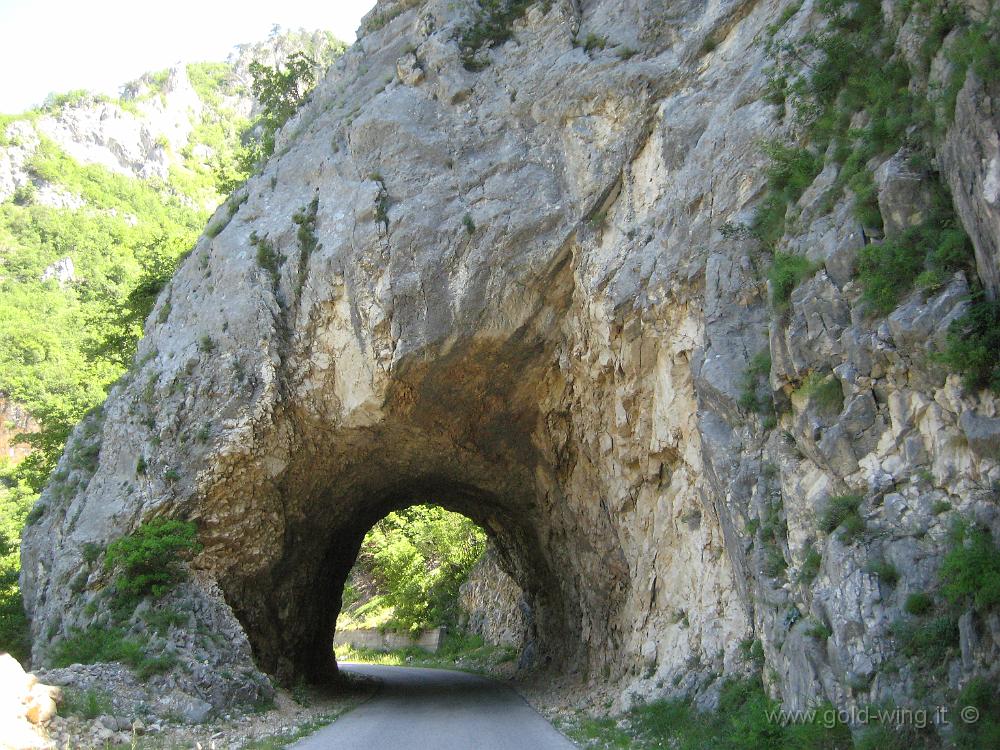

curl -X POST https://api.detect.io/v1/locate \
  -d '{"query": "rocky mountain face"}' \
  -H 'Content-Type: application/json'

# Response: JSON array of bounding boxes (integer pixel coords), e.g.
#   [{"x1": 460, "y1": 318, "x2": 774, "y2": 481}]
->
[
  {"x1": 20, "y1": 0, "x2": 1000, "y2": 725},
  {"x1": 0, "y1": 396, "x2": 37, "y2": 464},
  {"x1": 0, "y1": 27, "x2": 343, "y2": 208},
  {"x1": 458, "y1": 546, "x2": 526, "y2": 649}
]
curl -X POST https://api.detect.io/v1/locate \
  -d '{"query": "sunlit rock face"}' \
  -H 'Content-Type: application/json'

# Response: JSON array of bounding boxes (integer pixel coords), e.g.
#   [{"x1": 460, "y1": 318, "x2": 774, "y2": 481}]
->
[{"x1": 21, "y1": 0, "x2": 1000, "y2": 713}]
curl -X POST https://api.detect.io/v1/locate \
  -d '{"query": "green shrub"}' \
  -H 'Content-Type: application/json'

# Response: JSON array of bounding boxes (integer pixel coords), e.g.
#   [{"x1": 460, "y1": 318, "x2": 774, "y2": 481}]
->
[
  {"x1": 751, "y1": 141, "x2": 825, "y2": 250},
  {"x1": 763, "y1": 544, "x2": 788, "y2": 578},
  {"x1": 799, "y1": 547, "x2": 822, "y2": 583},
  {"x1": 939, "y1": 295, "x2": 1000, "y2": 393},
  {"x1": 769, "y1": 253, "x2": 817, "y2": 309},
  {"x1": 60, "y1": 687, "x2": 113, "y2": 719},
  {"x1": 839, "y1": 513, "x2": 867, "y2": 543},
  {"x1": 904, "y1": 592, "x2": 934, "y2": 616},
  {"x1": 940, "y1": 522, "x2": 1000, "y2": 611},
  {"x1": 458, "y1": 0, "x2": 533, "y2": 71},
  {"x1": 142, "y1": 607, "x2": 190, "y2": 633},
  {"x1": 51, "y1": 625, "x2": 144, "y2": 667},
  {"x1": 583, "y1": 34, "x2": 608, "y2": 53},
  {"x1": 104, "y1": 518, "x2": 201, "y2": 605},
  {"x1": 931, "y1": 499, "x2": 952, "y2": 515},
  {"x1": 859, "y1": 219, "x2": 972, "y2": 315},
  {"x1": 865, "y1": 558, "x2": 899, "y2": 586},
  {"x1": 51, "y1": 626, "x2": 176, "y2": 678},
  {"x1": 805, "y1": 619, "x2": 832, "y2": 639},
  {"x1": 81, "y1": 542, "x2": 101, "y2": 564},
  {"x1": 953, "y1": 676, "x2": 1000, "y2": 749},
  {"x1": 462, "y1": 213, "x2": 476, "y2": 235},
  {"x1": 892, "y1": 614, "x2": 959, "y2": 668},
  {"x1": 798, "y1": 372, "x2": 844, "y2": 415},
  {"x1": 251, "y1": 232, "x2": 282, "y2": 278},
  {"x1": 819, "y1": 494, "x2": 863, "y2": 536},
  {"x1": 11, "y1": 183, "x2": 36, "y2": 206},
  {"x1": 563, "y1": 676, "x2": 852, "y2": 749}
]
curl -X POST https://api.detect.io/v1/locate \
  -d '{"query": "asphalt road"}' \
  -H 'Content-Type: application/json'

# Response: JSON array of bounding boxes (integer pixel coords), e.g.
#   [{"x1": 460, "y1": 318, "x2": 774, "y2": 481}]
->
[{"x1": 289, "y1": 663, "x2": 577, "y2": 749}]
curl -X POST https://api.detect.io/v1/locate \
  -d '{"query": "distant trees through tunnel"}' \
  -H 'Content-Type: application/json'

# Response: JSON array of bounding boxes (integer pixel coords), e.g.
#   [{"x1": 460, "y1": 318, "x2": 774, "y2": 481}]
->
[{"x1": 335, "y1": 504, "x2": 521, "y2": 663}]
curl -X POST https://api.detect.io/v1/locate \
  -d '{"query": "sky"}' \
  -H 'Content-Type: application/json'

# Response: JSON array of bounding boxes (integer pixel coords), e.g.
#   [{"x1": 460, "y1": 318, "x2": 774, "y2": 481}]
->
[{"x1": 0, "y1": 0, "x2": 377, "y2": 113}]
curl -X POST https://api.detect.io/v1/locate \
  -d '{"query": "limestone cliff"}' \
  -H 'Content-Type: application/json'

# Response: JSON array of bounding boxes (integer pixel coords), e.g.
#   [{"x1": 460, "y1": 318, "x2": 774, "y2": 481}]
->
[
  {"x1": 20, "y1": 0, "x2": 1000, "y2": 721},
  {"x1": 458, "y1": 546, "x2": 526, "y2": 648}
]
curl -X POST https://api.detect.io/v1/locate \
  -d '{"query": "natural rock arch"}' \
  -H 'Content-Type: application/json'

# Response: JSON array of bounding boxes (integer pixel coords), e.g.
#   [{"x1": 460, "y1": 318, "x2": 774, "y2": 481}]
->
[
  {"x1": 19, "y1": 0, "x2": 757, "y2": 708},
  {"x1": 33, "y1": 0, "x2": 1000, "y2": 719}
]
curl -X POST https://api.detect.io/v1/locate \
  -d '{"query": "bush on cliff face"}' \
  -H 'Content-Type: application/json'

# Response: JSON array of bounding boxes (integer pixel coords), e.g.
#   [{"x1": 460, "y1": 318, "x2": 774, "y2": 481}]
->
[
  {"x1": 939, "y1": 521, "x2": 1000, "y2": 612},
  {"x1": 939, "y1": 295, "x2": 1000, "y2": 393},
  {"x1": 104, "y1": 518, "x2": 201, "y2": 607},
  {"x1": 458, "y1": 0, "x2": 535, "y2": 71}
]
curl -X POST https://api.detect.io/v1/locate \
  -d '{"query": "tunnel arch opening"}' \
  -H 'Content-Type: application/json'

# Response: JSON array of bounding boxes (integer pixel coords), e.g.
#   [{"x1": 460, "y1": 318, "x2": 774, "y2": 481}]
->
[
  {"x1": 201, "y1": 465, "x2": 588, "y2": 686},
  {"x1": 332, "y1": 503, "x2": 520, "y2": 662},
  {"x1": 188, "y1": 296, "x2": 632, "y2": 689}
]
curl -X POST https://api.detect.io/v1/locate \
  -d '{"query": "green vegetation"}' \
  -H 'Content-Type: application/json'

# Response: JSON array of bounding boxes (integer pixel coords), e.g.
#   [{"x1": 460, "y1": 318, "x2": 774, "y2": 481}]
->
[
  {"x1": 104, "y1": 518, "x2": 201, "y2": 606},
  {"x1": 0, "y1": 29, "x2": 349, "y2": 661},
  {"x1": 335, "y1": 631, "x2": 515, "y2": 675},
  {"x1": 59, "y1": 687, "x2": 114, "y2": 719},
  {"x1": 952, "y1": 677, "x2": 1000, "y2": 749},
  {"x1": 340, "y1": 505, "x2": 486, "y2": 634},
  {"x1": 215, "y1": 40, "x2": 343, "y2": 193},
  {"x1": 292, "y1": 196, "x2": 320, "y2": 293},
  {"x1": 939, "y1": 294, "x2": 1000, "y2": 393},
  {"x1": 251, "y1": 231, "x2": 283, "y2": 289},
  {"x1": 0, "y1": 465, "x2": 33, "y2": 661},
  {"x1": 51, "y1": 626, "x2": 176, "y2": 678},
  {"x1": 769, "y1": 253, "x2": 819, "y2": 309},
  {"x1": 558, "y1": 676, "x2": 851, "y2": 750},
  {"x1": 892, "y1": 614, "x2": 958, "y2": 670},
  {"x1": 739, "y1": 637, "x2": 765, "y2": 670},
  {"x1": 931, "y1": 499, "x2": 951, "y2": 515},
  {"x1": 939, "y1": 521, "x2": 1000, "y2": 611},
  {"x1": 582, "y1": 34, "x2": 609, "y2": 53},
  {"x1": 796, "y1": 372, "x2": 844, "y2": 415},
  {"x1": 864, "y1": 558, "x2": 899, "y2": 586},
  {"x1": 799, "y1": 547, "x2": 822, "y2": 584},
  {"x1": 804, "y1": 618, "x2": 833, "y2": 640},
  {"x1": 241, "y1": 714, "x2": 347, "y2": 750},
  {"x1": 904, "y1": 592, "x2": 934, "y2": 616},
  {"x1": 858, "y1": 187, "x2": 973, "y2": 314},
  {"x1": 890, "y1": 517, "x2": 1000, "y2": 710},
  {"x1": 739, "y1": 349, "x2": 774, "y2": 417},
  {"x1": 818, "y1": 494, "x2": 864, "y2": 542},
  {"x1": 754, "y1": 0, "x2": 1000, "y2": 399},
  {"x1": 757, "y1": 498, "x2": 788, "y2": 579},
  {"x1": 458, "y1": 0, "x2": 534, "y2": 71}
]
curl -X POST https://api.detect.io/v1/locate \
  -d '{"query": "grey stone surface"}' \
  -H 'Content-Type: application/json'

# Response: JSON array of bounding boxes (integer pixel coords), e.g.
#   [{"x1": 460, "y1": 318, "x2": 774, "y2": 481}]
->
[{"x1": 18, "y1": 0, "x2": 1000, "y2": 719}]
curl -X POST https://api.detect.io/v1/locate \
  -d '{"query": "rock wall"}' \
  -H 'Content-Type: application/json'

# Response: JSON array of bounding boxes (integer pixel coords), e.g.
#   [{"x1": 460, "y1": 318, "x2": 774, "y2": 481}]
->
[
  {"x1": 0, "y1": 395, "x2": 37, "y2": 465},
  {"x1": 20, "y1": 0, "x2": 1000, "y2": 718},
  {"x1": 458, "y1": 546, "x2": 526, "y2": 648}
]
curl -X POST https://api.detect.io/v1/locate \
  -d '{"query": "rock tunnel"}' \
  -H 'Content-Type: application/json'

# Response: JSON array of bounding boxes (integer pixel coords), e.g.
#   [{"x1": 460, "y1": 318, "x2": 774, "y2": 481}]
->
[
  {"x1": 19, "y1": 0, "x2": 757, "y2": 703},
  {"x1": 189, "y1": 330, "x2": 625, "y2": 685}
]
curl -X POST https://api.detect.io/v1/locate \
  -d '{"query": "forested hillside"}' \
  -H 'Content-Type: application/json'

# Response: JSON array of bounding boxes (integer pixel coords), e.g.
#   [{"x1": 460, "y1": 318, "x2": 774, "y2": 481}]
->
[
  {"x1": 0, "y1": 27, "x2": 345, "y2": 660},
  {"x1": 339, "y1": 505, "x2": 487, "y2": 634}
]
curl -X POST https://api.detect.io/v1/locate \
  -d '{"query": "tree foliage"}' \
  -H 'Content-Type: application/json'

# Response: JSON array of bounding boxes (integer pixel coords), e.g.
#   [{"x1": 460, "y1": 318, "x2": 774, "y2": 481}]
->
[
  {"x1": 348, "y1": 506, "x2": 487, "y2": 633},
  {"x1": 215, "y1": 52, "x2": 322, "y2": 194}
]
